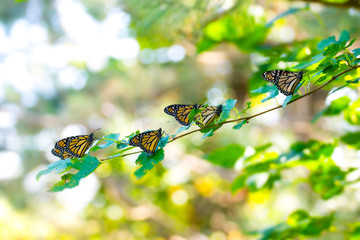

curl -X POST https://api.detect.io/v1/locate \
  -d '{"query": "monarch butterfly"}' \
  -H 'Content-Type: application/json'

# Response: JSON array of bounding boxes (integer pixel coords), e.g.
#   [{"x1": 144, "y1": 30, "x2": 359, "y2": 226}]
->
[
  {"x1": 195, "y1": 105, "x2": 223, "y2": 127},
  {"x1": 164, "y1": 104, "x2": 222, "y2": 127},
  {"x1": 261, "y1": 70, "x2": 304, "y2": 96},
  {"x1": 52, "y1": 131, "x2": 97, "y2": 159},
  {"x1": 129, "y1": 128, "x2": 163, "y2": 155},
  {"x1": 51, "y1": 147, "x2": 72, "y2": 160},
  {"x1": 164, "y1": 104, "x2": 200, "y2": 126}
]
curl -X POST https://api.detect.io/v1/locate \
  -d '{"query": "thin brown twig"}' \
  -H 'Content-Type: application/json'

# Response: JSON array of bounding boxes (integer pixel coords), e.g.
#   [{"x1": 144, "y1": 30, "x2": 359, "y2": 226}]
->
[{"x1": 100, "y1": 65, "x2": 359, "y2": 162}]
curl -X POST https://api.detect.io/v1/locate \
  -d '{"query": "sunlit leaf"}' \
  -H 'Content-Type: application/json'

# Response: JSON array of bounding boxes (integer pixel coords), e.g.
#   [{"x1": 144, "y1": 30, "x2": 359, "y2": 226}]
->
[
  {"x1": 50, "y1": 156, "x2": 100, "y2": 192},
  {"x1": 338, "y1": 30, "x2": 350, "y2": 44},
  {"x1": 352, "y1": 48, "x2": 360, "y2": 57},
  {"x1": 340, "y1": 132, "x2": 360, "y2": 149},
  {"x1": 36, "y1": 158, "x2": 73, "y2": 180},
  {"x1": 293, "y1": 53, "x2": 325, "y2": 69},
  {"x1": 309, "y1": 165, "x2": 348, "y2": 199},
  {"x1": 96, "y1": 133, "x2": 120, "y2": 149},
  {"x1": 317, "y1": 36, "x2": 336, "y2": 50},
  {"x1": 176, "y1": 125, "x2": 191, "y2": 134},
  {"x1": 158, "y1": 134, "x2": 169, "y2": 149},
  {"x1": 218, "y1": 99, "x2": 237, "y2": 122},
  {"x1": 233, "y1": 120, "x2": 247, "y2": 130},
  {"x1": 250, "y1": 84, "x2": 279, "y2": 102},
  {"x1": 312, "y1": 96, "x2": 351, "y2": 122},
  {"x1": 240, "y1": 102, "x2": 252, "y2": 114},
  {"x1": 134, "y1": 149, "x2": 165, "y2": 179}
]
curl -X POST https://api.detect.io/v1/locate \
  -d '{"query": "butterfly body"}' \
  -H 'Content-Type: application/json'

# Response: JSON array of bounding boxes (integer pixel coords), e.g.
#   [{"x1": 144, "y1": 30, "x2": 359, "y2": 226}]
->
[
  {"x1": 129, "y1": 128, "x2": 163, "y2": 155},
  {"x1": 262, "y1": 70, "x2": 303, "y2": 96},
  {"x1": 51, "y1": 132, "x2": 96, "y2": 160},
  {"x1": 164, "y1": 104, "x2": 222, "y2": 127}
]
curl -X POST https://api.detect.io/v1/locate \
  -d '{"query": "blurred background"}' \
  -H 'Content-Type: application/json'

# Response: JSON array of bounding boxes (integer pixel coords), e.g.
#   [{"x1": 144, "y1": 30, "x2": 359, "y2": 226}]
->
[{"x1": 1, "y1": 0, "x2": 360, "y2": 239}]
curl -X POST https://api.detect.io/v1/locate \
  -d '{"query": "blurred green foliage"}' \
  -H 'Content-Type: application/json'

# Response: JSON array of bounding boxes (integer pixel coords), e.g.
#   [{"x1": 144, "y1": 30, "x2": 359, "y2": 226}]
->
[{"x1": 3, "y1": 0, "x2": 360, "y2": 239}]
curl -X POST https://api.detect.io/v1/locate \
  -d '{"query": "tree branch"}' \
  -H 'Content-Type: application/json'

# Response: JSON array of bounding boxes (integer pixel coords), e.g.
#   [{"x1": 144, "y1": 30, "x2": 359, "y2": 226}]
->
[{"x1": 100, "y1": 65, "x2": 359, "y2": 162}]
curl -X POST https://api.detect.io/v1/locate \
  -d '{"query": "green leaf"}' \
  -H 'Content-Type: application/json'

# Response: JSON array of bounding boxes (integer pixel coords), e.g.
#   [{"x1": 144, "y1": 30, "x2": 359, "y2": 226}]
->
[
  {"x1": 196, "y1": 38, "x2": 217, "y2": 53},
  {"x1": 293, "y1": 53, "x2": 325, "y2": 69},
  {"x1": 317, "y1": 36, "x2": 336, "y2": 50},
  {"x1": 116, "y1": 141, "x2": 129, "y2": 149},
  {"x1": 338, "y1": 30, "x2": 350, "y2": 44},
  {"x1": 329, "y1": 77, "x2": 360, "y2": 95},
  {"x1": 233, "y1": 120, "x2": 247, "y2": 130},
  {"x1": 175, "y1": 125, "x2": 191, "y2": 135},
  {"x1": 240, "y1": 102, "x2": 252, "y2": 114},
  {"x1": 256, "y1": 210, "x2": 334, "y2": 239},
  {"x1": 282, "y1": 94, "x2": 293, "y2": 108},
  {"x1": 50, "y1": 156, "x2": 100, "y2": 192},
  {"x1": 158, "y1": 134, "x2": 169, "y2": 149},
  {"x1": 36, "y1": 159, "x2": 73, "y2": 180},
  {"x1": 340, "y1": 132, "x2": 360, "y2": 149},
  {"x1": 352, "y1": 48, "x2": 360, "y2": 57},
  {"x1": 201, "y1": 129, "x2": 215, "y2": 139},
  {"x1": 312, "y1": 96, "x2": 351, "y2": 122},
  {"x1": 344, "y1": 97, "x2": 360, "y2": 125},
  {"x1": 134, "y1": 149, "x2": 165, "y2": 179},
  {"x1": 218, "y1": 99, "x2": 237, "y2": 122},
  {"x1": 96, "y1": 133, "x2": 120, "y2": 149},
  {"x1": 261, "y1": 87, "x2": 279, "y2": 102},
  {"x1": 250, "y1": 84, "x2": 279, "y2": 102},
  {"x1": 250, "y1": 84, "x2": 275, "y2": 94},
  {"x1": 346, "y1": 222, "x2": 360, "y2": 240},
  {"x1": 231, "y1": 175, "x2": 247, "y2": 193},
  {"x1": 309, "y1": 165, "x2": 347, "y2": 199},
  {"x1": 205, "y1": 144, "x2": 245, "y2": 168}
]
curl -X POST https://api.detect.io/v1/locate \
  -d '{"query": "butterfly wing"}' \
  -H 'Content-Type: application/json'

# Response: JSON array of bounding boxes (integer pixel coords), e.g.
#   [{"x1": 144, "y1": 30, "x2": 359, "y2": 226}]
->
[
  {"x1": 140, "y1": 129, "x2": 162, "y2": 154},
  {"x1": 129, "y1": 135, "x2": 141, "y2": 147},
  {"x1": 262, "y1": 70, "x2": 283, "y2": 83},
  {"x1": 129, "y1": 129, "x2": 162, "y2": 154},
  {"x1": 51, "y1": 147, "x2": 72, "y2": 160},
  {"x1": 62, "y1": 150, "x2": 72, "y2": 160},
  {"x1": 195, "y1": 105, "x2": 223, "y2": 127},
  {"x1": 276, "y1": 71, "x2": 303, "y2": 96},
  {"x1": 54, "y1": 138, "x2": 68, "y2": 150},
  {"x1": 66, "y1": 133, "x2": 95, "y2": 158},
  {"x1": 164, "y1": 104, "x2": 198, "y2": 126},
  {"x1": 51, "y1": 148, "x2": 63, "y2": 159}
]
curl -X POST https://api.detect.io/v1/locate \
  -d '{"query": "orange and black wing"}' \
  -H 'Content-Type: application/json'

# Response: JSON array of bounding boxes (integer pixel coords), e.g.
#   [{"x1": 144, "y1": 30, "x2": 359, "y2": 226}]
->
[
  {"x1": 51, "y1": 147, "x2": 72, "y2": 160},
  {"x1": 164, "y1": 104, "x2": 199, "y2": 126},
  {"x1": 129, "y1": 128, "x2": 162, "y2": 155},
  {"x1": 195, "y1": 105, "x2": 223, "y2": 127},
  {"x1": 66, "y1": 133, "x2": 95, "y2": 158},
  {"x1": 129, "y1": 134, "x2": 141, "y2": 147},
  {"x1": 54, "y1": 138, "x2": 68, "y2": 151}
]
